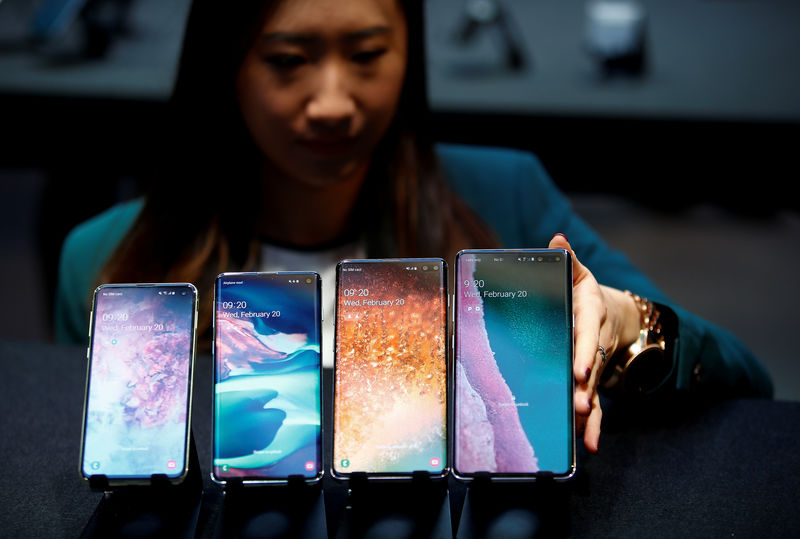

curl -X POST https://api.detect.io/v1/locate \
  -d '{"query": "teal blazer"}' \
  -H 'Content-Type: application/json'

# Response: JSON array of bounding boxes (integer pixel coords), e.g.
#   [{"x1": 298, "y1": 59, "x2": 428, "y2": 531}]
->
[{"x1": 55, "y1": 144, "x2": 773, "y2": 398}]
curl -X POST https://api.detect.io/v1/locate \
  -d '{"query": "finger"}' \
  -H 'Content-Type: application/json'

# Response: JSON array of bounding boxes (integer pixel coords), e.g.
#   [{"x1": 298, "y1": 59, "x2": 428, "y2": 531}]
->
[
  {"x1": 551, "y1": 233, "x2": 605, "y2": 451},
  {"x1": 548, "y1": 233, "x2": 593, "y2": 287},
  {"x1": 574, "y1": 358, "x2": 602, "y2": 421},
  {"x1": 583, "y1": 392, "x2": 603, "y2": 453},
  {"x1": 575, "y1": 346, "x2": 600, "y2": 414},
  {"x1": 575, "y1": 383, "x2": 592, "y2": 417},
  {"x1": 573, "y1": 300, "x2": 603, "y2": 384},
  {"x1": 549, "y1": 234, "x2": 603, "y2": 385},
  {"x1": 596, "y1": 312, "x2": 616, "y2": 374},
  {"x1": 576, "y1": 414, "x2": 587, "y2": 437}
]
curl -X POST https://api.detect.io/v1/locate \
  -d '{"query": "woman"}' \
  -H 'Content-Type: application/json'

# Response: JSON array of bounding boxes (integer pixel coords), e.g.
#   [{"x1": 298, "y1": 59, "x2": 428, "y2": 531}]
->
[{"x1": 55, "y1": 0, "x2": 773, "y2": 454}]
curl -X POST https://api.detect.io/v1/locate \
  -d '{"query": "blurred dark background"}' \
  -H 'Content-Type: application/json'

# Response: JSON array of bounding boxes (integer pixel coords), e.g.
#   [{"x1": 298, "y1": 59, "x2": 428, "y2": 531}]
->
[{"x1": 1, "y1": 0, "x2": 798, "y2": 399}]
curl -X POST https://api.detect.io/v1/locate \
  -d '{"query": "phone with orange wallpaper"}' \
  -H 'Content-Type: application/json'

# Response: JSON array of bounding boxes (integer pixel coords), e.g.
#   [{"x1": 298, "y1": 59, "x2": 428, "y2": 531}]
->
[{"x1": 333, "y1": 259, "x2": 448, "y2": 479}]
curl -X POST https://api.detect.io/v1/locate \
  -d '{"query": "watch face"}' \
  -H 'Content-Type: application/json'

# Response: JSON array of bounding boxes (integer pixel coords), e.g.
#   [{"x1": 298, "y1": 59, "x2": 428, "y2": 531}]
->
[
  {"x1": 623, "y1": 343, "x2": 671, "y2": 393},
  {"x1": 603, "y1": 295, "x2": 673, "y2": 394}
]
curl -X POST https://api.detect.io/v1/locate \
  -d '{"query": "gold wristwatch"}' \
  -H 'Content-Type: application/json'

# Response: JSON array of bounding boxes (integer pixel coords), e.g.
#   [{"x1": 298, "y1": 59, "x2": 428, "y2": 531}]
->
[{"x1": 600, "y1": 291, "x2": 673, "y2": 394}]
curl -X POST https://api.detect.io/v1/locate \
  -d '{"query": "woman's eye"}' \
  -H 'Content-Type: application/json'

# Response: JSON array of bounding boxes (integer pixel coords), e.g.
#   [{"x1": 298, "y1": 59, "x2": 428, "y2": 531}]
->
[
  {"x1": 352, "y1": 49, "x2": 386, "y2": 64},
  {"x1": 263, "y1": 54, "x2": 306, "y2": 69}
]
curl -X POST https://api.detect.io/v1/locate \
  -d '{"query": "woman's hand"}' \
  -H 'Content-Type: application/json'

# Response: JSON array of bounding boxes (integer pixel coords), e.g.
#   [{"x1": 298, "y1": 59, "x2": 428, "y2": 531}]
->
[{"x1": 549, "y1": 233, "x2": 641, "y2": 453}]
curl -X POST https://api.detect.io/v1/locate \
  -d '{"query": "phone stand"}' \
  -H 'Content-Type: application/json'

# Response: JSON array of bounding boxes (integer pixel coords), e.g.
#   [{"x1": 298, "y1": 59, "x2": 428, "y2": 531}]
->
[
  {"x1": 330, "y1": 472, "x2": 452, "y2": 538},
  {"x1": 80, "y1": 434, "x2": 203, "y2": 538},
  {"x1": 455, "y1": 474, "x2": 571, "y2": 538},
  {"x1": 212, "y1": 475, "x2": 327, "y2": 538}
]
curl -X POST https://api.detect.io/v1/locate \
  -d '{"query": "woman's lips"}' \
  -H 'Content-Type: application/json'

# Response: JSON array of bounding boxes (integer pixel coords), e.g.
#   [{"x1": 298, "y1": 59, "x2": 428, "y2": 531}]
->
[{"x1": 297, "y1": 138, "x2": 357, "y2": 157}]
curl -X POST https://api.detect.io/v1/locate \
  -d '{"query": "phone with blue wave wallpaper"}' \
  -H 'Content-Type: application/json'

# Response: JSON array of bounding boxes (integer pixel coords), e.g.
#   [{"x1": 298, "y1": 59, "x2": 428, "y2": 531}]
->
[{"x1": 212, "y1": 272, "x2": 322, "y2": 484}]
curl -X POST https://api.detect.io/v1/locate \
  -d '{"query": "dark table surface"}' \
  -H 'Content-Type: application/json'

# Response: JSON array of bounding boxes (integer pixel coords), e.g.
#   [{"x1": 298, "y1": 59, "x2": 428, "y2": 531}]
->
[{"x1": 2, "y1": 339, "x2": 799, "y2": 538}]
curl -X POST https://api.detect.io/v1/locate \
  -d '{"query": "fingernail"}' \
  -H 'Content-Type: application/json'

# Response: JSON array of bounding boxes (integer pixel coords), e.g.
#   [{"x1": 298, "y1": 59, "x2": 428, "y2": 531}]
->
[
  {"x1": 555, "y1": 232, "x2": 568, "y2": 242},
  {"x1": 585, "y1": 367, "x2": 592, "y2": 381},
  {"x1": 587, "y1": 397, "x2": 592, "y2": 410}
]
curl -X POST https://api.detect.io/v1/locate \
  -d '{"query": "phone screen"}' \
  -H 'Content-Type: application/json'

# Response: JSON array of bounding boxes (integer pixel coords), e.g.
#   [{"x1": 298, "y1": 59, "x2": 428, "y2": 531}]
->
[
  {"x1": 333, "y1": 259, "x2": 447, "y2": 477},
  {"x1": 454, "y1": 250, "x2": 574, "y2": 478},
  {"x1": 80, "y1": 283, "x2": 197, "y2": 483},
  {"x1": 213, "y1": 272, "x2": 322, "y2": 483}
]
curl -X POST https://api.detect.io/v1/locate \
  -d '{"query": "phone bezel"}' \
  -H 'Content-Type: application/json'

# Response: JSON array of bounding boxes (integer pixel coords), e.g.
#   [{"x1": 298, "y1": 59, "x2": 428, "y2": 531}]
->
[
  {"x1": 79, "y1": 282, "x2": 198, "y2": 488},
  {"x1": 210, "y1": 271, "x2": 324, "y2": 486},
  {"x1": 331, "y1": 258, "x2": 450, "y2": 482},
  {"x1": 451, "y1": 249, "x2": 576, "y2": 482}
]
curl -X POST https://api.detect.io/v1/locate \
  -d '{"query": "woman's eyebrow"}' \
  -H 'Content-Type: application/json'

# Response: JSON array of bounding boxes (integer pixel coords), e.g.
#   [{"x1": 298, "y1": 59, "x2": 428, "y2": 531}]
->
[
  {"x1": 345, "y1": 26, "x2": 391, "y2": 40},
  {"x1": 260, "y1": 26, "x2": 391, "y2": 45},
  {"x1": 260, "y1": 32, "x2": 316, "y2": 45}
]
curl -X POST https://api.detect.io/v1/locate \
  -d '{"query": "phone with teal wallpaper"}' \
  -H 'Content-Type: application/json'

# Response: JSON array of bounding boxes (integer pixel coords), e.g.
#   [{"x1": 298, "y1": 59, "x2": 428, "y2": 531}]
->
[{"x1": 453, "y1": 249, "x2": 575, "y2": 481}]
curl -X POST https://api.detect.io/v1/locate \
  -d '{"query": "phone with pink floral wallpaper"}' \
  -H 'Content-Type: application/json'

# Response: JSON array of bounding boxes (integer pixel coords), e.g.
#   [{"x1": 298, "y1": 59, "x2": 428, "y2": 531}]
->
[{"x1": 79, "y1": 283, "x2": 197, "y2": 485}]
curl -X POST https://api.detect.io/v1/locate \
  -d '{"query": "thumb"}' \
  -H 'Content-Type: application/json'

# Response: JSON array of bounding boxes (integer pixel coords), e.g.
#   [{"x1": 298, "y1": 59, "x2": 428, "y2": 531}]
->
[{"x1": 548, "y1": 233, "x2": 590, "y2": 286}]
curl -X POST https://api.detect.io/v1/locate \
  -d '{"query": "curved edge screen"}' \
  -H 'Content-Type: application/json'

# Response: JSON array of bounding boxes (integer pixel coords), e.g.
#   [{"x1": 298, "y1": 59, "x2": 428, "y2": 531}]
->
[
  {"x1": 454, "y1": 250, "x2": 574, "y2": 479},
  {"x1": 333, "y1": 259, "x2": 447, "y2": 478},
  {"x1": 213, "y1": 272, "x2": 322, "y2": 483}
]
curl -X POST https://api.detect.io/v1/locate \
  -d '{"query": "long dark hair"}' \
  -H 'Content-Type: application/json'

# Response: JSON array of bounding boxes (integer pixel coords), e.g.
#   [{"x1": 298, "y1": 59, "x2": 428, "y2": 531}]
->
[{"x1": 101, "y1": 0, "x2": 497, "y2": 339}]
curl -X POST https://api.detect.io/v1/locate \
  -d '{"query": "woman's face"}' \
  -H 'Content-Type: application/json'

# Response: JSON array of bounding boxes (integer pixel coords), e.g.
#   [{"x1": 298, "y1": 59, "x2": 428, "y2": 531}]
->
[{"x1": 236, "y1": 0, "x2": 408, "y2": 188}]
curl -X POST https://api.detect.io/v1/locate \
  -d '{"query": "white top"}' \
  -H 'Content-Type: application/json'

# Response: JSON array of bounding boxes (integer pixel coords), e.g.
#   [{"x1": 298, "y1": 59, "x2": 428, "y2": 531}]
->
[{"x1": 259, "y1": 242, "x2": 366, "y2": 368}]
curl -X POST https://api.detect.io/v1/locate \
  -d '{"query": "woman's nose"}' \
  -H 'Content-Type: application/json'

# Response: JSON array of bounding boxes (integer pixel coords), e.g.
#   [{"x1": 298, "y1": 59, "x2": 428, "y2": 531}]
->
[{"x1": 306, "y1": 62, "x2": 356, "y2": 130}]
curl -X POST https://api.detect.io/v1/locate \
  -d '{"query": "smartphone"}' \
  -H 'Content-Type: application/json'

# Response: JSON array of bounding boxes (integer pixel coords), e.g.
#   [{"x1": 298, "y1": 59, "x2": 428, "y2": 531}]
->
[
  {"x1": 453, "y1": 249, "x2": 575, "y2": 480},
  {"x1": 79, "y1": 283, "x2": 197, "y2": 486},
  {"x1": 333, "y1": 259, "x2": 448, "y2": 479},
  {"x1": 212, "y1": 272, "x2": 322, "y2": 484}
]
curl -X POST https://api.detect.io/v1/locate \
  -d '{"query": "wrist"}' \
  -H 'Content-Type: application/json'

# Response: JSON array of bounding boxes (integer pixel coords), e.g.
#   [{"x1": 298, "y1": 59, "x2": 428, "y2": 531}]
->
[{"x1": 601, "y1": 285, "x2": 642, "y2": 356}]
